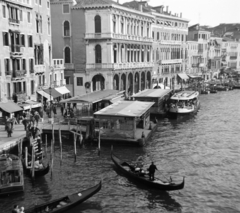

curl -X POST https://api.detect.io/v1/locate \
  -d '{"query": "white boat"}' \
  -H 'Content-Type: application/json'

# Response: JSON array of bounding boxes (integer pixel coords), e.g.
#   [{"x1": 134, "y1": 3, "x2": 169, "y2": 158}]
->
[{"x1": 167, "y1": 91, "x2": 200, "y2": 116}]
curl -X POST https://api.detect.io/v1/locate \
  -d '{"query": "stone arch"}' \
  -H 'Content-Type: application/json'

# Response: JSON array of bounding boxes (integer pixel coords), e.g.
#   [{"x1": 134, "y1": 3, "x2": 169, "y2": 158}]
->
[
  {"x1": 147, "y1": 71, "x2": 151, "y2": 89},
  {"x1": 141, "y1": 72, "x2": 145, "y2": 91},
  {"x1": 128, "y1": 72, "x2": 133, "y2": 95},
  {"x1": 92, "y1": 74, "x2": 105, "y2": 91},
  {"x1": 121, "y1": 73, "x2": 126, "y2": 91},
  {"x1": 134, "y1": 72, "x2": 140, "y2": 93},
  {"x1": 113, "y1": 74, "x2": 119, "y2": 90}
]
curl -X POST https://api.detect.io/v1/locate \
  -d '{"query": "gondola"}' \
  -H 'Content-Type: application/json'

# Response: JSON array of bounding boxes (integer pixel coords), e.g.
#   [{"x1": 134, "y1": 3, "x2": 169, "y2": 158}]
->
[
  {"x1": 23, "y1": 161, "x2": 50, "y2": 178},
  {"x1": 111, "y1": 152, "x2": 184, "y2": 191},
  {"x1": 24, "y1": 181, "x2": 102, "y2": 213}
]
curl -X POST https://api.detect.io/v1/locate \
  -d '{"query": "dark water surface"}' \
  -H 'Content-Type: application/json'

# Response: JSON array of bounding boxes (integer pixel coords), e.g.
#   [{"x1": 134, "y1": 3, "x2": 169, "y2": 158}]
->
[{"x1": 1, "y1": 90, "x2": 240, "y2": 213}]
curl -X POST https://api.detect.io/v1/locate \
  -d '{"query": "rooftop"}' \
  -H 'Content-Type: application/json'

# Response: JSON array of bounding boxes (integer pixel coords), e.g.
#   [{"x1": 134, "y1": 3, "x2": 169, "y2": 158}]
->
[
  {"x1": 94, "y1": 101, "x2": 154, "y2": 117},
  {"x1": 132, "y1": 89, "x2": 172, "y2": 98}
]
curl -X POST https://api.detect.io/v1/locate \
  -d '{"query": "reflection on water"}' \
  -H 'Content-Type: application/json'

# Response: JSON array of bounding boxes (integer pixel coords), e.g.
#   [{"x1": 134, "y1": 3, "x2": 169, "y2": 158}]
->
[{"x1": 1, "y1": 90, "x2": 240, "y2": 212}]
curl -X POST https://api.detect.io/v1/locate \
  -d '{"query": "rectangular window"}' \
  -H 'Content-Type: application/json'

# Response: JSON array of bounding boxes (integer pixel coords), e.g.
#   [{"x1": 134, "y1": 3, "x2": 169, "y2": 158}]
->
[
  {"x1": 5, "y1": 59, "x2": 10, "y2": 73},
  {"x1": 31, "y1": 80, "x2": 35, "y2": 95},
  {"x1": 77, "y1": 77, "x2": 83, "y2": 86},
  {"x1": 63, "y1": 4, "x2": 70, "y2": 14},
  {"x1": 27, "y1": 12, "x2": 31, "y2": 23},
  {"x1": 21, "y1": 34, "x2": 25, "y2": 46},
  {"x1": 2, "y1": 32, "x2": 9, "y2": 46},
  {"x1": 19, "y1": 10, "x2": 23, "y2": 21},
  {"x1": 2, "y1": 5, "x2": 6, "y2": 18},
  {"x1": 47, "y1": 1, "x2": 50, "y2": 8},
  {"x1": 28, "y1": 35, "x2": 33, "y2": 47},
  {"x1": 29, "y1": 59, "x2": 34, "y2": 73},
  {"x1": 39, "y1": 0, "x2": 41, "y2": 5}
]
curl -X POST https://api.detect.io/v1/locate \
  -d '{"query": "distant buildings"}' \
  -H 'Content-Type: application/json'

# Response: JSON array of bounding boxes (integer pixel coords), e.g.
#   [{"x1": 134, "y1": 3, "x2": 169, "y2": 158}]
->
[{"x1": 0, "y1": 0, "x2": 65, "y2": 103}]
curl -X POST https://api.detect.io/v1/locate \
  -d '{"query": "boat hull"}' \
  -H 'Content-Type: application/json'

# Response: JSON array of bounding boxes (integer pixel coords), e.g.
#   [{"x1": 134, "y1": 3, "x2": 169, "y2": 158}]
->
[
  {"x1": 111, "y1": 152, "x2": 184, "y2": 191},
  {"x1": 25, "y1": 181, "x2": 101, "y2": 213},
  {"x1": 23, "y1": 162, "x2": 50, "y2": 178}
]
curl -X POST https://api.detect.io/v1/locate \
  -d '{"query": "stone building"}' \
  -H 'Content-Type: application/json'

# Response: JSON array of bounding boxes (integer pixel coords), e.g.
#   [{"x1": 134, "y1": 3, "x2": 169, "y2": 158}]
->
[
  {"x1": 186, "y1": 41, "x2": 199, "y2": 75},
  {"x1": 188, "y1": 24, "x2": 211, "y2": 80}
]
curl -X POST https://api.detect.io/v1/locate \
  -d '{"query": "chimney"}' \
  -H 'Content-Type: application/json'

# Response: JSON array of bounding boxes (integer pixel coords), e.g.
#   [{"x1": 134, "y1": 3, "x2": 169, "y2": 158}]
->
[
  {"x1": 180, "y1": 12, "x2": 182, "y2": 18},
  {"x1": 166, "y1": 6, "x2": 168, "y2": 13},
  {"x1": 139, "y1": 4, "x2": 142, "y2": 12}
]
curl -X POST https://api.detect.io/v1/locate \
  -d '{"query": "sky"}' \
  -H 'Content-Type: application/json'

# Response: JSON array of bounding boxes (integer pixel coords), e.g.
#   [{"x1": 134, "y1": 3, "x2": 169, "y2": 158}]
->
[{"x1": 119, "y1": 0, "x2": 240, "y2": 27}]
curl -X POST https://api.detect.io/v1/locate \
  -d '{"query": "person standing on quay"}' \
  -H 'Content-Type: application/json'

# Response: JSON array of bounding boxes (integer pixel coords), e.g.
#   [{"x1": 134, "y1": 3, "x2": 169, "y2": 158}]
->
[{"x1": 6, "y1": 117, "x2": 13, "y2": 137}]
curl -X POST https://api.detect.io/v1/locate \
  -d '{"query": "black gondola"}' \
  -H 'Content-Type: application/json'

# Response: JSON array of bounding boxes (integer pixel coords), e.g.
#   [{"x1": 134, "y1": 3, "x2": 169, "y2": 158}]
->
[
  {"x1": 24, "y1": 181, "x2": 102, "y2": 213},
  {"x1": 111, "y1": 152, "x2": 184, "y2": 191},
  {"x1": 23, "y1": 162, "x2": 50, "y2": 178}
]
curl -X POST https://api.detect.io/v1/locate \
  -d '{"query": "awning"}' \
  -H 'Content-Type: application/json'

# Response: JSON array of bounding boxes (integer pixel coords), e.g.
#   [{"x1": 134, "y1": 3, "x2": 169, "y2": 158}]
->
[
  {"x1": 18, "y1": 101, "x2": 42, "y2": 110},
  {"x1": 37, "y1": 90, "x2": 53, "y2": 100},
  {"x1": 43, "y1": 88, "x2": 62, "y2": 99},
  {"x1": 178, "y1": 73, "x2": 189, "y2": 80},
  {"x1": 0, "y1": 102, "x2": 23, "y2": 113},
  {"x1": 55, "y1": 86, "x2": 70, "y2": 95}
]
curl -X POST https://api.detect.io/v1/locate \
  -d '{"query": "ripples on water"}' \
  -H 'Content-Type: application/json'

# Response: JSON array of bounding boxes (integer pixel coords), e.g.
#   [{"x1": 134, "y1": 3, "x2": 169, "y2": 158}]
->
[{"x1": 1, "y1": 90, "x2": 240, "y2": 213}]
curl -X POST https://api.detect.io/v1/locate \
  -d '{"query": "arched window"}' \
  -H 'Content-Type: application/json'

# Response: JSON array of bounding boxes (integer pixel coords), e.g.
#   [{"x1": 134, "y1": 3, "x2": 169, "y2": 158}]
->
[
  {"x1": 95, "y1": 15, "x2": 101, "y2": 33},
  {"x1": 64, "y1": 47, "x2": 71, "y2": 63},
  {"x1": 64, "y1": 21, "x2": 70, "y2": 36},
  {"x1": 95, "y1": 44, "x2": 102, "y2": 63}
]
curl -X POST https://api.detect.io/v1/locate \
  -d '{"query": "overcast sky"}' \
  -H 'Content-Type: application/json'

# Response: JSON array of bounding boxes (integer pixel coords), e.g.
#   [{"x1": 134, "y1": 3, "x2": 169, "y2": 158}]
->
[{"x1": 119, "y1": 0, "x2": 240, "y2": 27}]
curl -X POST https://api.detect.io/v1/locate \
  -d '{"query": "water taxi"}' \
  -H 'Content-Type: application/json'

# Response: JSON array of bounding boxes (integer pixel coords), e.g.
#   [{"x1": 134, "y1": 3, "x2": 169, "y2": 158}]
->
[
  {"x1": 0, "y1": 154, "x2": 24, "y2": 196},
  {"x1": 167, "y1": 90, "x2": 200, "y2": 117}
]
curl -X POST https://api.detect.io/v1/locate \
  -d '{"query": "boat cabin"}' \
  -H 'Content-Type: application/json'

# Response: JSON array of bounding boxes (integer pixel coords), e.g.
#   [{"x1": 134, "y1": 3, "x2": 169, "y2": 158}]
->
[
  {"x1": 94, "y1": 101, "x2": 154, "y2": 142},
  {"x1": 132, "y1": 89, "x2": 172, "y2": 118},
  {"x1": 169, "y1": 91, "x2": 199, "y2": 108},
  {"x1": 0, "y1": 154, "x2": 24, "y2": 195}
]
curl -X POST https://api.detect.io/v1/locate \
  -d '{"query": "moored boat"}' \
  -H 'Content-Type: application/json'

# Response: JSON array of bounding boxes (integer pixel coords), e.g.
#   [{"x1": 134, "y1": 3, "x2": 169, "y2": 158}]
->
[
  {"x1": 111, "y1": 152, "x2": 184, "y2": 191},
  {"x1": 167, "y1": 90, "x2": 200, "y2": 117},
  {"x1": 24, "y1": 181, "x2": 102, "y2": 213},
  {"x1": 0, "y1": 154, "x2": 24, "y2": 196}
]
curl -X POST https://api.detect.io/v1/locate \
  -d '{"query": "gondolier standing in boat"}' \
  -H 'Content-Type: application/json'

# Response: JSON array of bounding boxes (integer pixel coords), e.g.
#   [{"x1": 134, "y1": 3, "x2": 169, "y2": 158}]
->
[{"x1": 148, "y1": 162, "x2": 158, "y2": 181}]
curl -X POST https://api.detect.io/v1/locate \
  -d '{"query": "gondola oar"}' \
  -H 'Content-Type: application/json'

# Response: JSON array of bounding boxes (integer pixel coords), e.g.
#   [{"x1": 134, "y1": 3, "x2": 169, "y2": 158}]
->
[{"x1": 59, "y1": 124, "x2": 62, "y2": 165}]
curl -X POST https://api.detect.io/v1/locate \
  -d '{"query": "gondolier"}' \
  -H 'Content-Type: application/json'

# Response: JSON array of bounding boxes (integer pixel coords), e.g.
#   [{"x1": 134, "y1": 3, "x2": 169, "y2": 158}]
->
[{"x1": 148, "y1": 162, "x2": 158, "y2": 181}]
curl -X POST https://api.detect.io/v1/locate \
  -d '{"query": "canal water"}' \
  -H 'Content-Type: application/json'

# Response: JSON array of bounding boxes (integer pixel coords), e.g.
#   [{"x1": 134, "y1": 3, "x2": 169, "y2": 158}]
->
[{"x1": 1, "y1": 90, "x2": 240, "y2": 213}]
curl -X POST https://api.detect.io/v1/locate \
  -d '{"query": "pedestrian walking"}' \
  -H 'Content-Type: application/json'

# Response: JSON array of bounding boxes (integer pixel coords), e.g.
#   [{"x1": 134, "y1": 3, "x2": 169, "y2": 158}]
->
[
  {"x1": 12, "y1": 115, "x2": 18, "y2": 130},
  {"x1": 34, "y1": 111, "x2": 40, "y2": 126},
  {"x1": 6, "y1": 118, "x2": 13, "y2": 137},
  {"x1": 61, "y1": 104, "x2": 64, "y2": 116}
]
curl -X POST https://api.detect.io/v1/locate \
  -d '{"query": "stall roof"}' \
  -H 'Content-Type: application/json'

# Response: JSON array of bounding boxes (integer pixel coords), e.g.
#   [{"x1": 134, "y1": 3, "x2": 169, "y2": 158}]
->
[
  {"x1": 94, "y1": 101, "x2": 154, "y2": 118},
  {"x1": 132, "y1": 89, "x2": 172, "y2": 98},
  {"x1": 18, "y1": 100, "x2": 42, "y2": 110},
  {"x1": 60, "y1": 90, "x2": 124, "y2": 104},
  {"x1": 55, "y1": 86, "x2": 70, "y2": 95},
  {"x1": 178, "y1": 73, "x2": 189, "y2": 80},
  {"x1": 43, "y1": 88, "x2": 62, "y2": 98},
  {"x1": 0, "y1": 101, "x2": 23, "y2": 113}
]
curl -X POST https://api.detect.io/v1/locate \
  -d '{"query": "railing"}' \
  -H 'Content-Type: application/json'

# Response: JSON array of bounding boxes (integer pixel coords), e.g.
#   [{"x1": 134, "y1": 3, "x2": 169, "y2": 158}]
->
[
  {"x1": 35, "y1": 65, "x2": 46, "y2": 74},
  {"x1": 160, "y1": 59, "x2": 183, "y2": 64},
  {"x1": 5, "y1": 71, "x2": 12, "y2": 76},
  {"x1": 64, "y1": 63, "x2": 74, "y2": 69},
  {"x1": 10, "y1": 45, "x2": 21, "y2": 53},
  {"x1": 85, "y1": 32, "x2": 153, "y2": 42},
  {"x1": 12, "y1": 70, "x2": 26, "y2": 78},
  {"x1": 9, "y1": 18, "x2": 20, "y2": 24},
  {"x1": 52, "y1": 59, "x2": 64, "y2": 69},
  {"x1": 86, "y1": 62, "x2": 154, "y2": 70},
  {"x1": 158, "y1": 40, "x2": 182, "y2": 45}
]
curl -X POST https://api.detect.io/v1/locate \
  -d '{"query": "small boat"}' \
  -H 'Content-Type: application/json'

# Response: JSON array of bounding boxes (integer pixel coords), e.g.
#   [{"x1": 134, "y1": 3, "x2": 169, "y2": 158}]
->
[
  {"x1": 23, "y1": 162, "x2": 50, "y2": 178},
  {"x1": 111, "y1": 152, "x2": 184, "y2": 191},
  {"x1": 167, "y1": 90, "x2": 200, "y2": 117},
  {"x1": 24, "y1": 181, "x2": 102, "y2": 213},
  {"x1": 0, "y1": 154, "x2": 24, "y2": 196}
]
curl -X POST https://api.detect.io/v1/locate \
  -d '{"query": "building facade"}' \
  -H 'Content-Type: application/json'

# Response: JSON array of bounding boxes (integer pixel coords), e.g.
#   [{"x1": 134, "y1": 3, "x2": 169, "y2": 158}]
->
[
  {"x1": 186, "y1": 41, "x2": 199, "y2": 75},
  {"x1": 221, "y1": 41, "x2": 240, "y2": 70},
  {"x1": 188, "y1": 24, "x2": 211, "y2": 80},
  {"x1": 0, "y1": 0, "x2": 58, "y2": 103}
]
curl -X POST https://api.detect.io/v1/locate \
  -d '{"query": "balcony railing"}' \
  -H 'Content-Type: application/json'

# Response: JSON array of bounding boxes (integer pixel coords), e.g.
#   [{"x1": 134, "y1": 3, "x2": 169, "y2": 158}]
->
[
  {"x1": 85, "y1": 33, "x2": 153, "y2": 42},
  {"x1": 64, "y1": 63, "x2": 74, "y2": 69},
  {"x1": 86, "y1": 62, "x2": 154, "y2": 70},
  {"x1": 9, "y1": 18, "x2": 20, "y2": 24},
  {"x1": 12, "y1": 70, "x2": 26, "y2": 78},
  {"x1": 11, "y1": 45, "x2": 21, "y2": 53},
  {"x1": 5, "y1": 71, "x2": 12, "y2": 76},
  {"x1": 160, "y1": 59, "x2": 183, "y2": 64},
  {"x1": 158, "y1": 40, "x2": 182, "y2": 45},
  {"x1": 35, "y1": 65, "x2": 46, "y2": 74},
  {"x1": 60, "y1": 79, "x2": 66, "y2": 86}
]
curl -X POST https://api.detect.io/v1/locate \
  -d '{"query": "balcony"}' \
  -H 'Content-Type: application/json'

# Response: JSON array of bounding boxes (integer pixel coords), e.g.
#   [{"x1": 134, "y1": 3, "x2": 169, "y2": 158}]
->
[
  {"x1": 35, "y1": 65, "x2": 46, "y2": 75},
  {"x1": 86, "y1": 62, "x2": 154, "y2": 70},
  {"x1": 85, "y1": 33, "x2": 153, "y2": 43},
  {"x1": 64, "y1": 63, "x2": 74, "y2": 69},
  {"x1": 12, "y1": 70, "x2": 26, "y2": 80},
  {"x1": 158, "y1": 40, "x2": 182, "y2": 45},
  {"x1": 16, "y1": 92, "x2": 27, "y2": 102},
  {"x1": 52, "y1": 59, "x2": 64, "y2": 69},
  {"x1": 8, "y1": 18, "x2": 20, "y2": 25},
  {"x1": 159, "y1": 59, "x2": 183, "y2": 65},
  {"x1": 10, "y1": 45, "x2": 23, "y2": 58}
]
